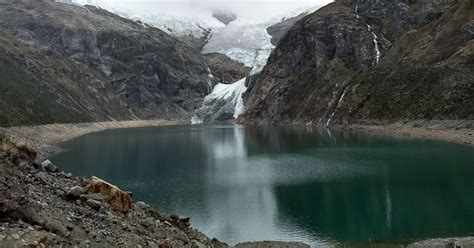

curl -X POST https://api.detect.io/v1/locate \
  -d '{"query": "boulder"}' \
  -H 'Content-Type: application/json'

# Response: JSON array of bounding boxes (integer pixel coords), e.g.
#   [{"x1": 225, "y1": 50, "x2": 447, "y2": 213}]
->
[
  {"x1": 41, "y1": 160, "x2": 58, "y2": 173},
  {"x1": 86, "y1": 199, "x2": 101, "y2": 210},
  {"x1": 66, "y1": 186, "x2": 84, "y2": 200},
  {"x1": 85, "y1": 176, "x2": 132, "y2": 213}
]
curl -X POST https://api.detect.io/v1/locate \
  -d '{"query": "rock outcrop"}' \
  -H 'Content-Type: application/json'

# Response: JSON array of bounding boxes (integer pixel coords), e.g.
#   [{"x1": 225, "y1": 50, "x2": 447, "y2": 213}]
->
[
  {"x1": 205, "y1": 53, "x2": 251, "y2": 84},
  {"x1": 0, "y1": 0, "x2": 214, "y2": 127},
  {"x1": 266, "y1": 12, "x2": 309, "y2": 46},
  {"x1": 0, "y1": 133, "x2": 228, "y2": 247},
  {"x1": 85, "y1": 176, "x2": 132, "y2": 213},
  {"x1": 212, "y1": 10, "x2": 237, "y2": 26},
  {"x1": 241, "y1": 0, "x2": 473, "y2": 125}
]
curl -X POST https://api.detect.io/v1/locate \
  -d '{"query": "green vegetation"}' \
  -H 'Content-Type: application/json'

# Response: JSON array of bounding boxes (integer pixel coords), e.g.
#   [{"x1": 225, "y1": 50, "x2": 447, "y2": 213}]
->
[{"x1": 0, "y1": 62, "x2": 90, "y2": 127}]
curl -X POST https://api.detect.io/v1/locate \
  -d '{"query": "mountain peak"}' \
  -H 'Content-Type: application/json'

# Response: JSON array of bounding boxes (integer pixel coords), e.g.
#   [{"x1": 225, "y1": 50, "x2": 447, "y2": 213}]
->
[{"x1": 212, "y1": 10, "x2": 238, "y2": 25}]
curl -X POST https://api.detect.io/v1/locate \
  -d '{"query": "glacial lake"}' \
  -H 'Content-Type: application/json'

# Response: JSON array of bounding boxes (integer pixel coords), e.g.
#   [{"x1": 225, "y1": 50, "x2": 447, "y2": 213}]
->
[{"x1": 51, "y1": 125, "x2": 474, "y2": 246}]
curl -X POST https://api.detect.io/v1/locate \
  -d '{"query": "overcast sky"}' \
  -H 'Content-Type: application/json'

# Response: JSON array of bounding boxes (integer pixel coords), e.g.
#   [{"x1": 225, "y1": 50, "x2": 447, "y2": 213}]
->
[{"x1": 81, "y1": 0, "x2": 334, "y2": 22}]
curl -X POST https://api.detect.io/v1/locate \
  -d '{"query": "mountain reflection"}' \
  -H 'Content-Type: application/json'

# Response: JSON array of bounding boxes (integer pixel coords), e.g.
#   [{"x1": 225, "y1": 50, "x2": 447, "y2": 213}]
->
[{"x1": 52, "y1": 125, "x2": 474, "y2": 246}]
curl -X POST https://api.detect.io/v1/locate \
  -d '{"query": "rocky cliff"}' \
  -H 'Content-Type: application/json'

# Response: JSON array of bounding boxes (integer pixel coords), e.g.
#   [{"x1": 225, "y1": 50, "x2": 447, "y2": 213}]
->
[
  {"x1": 0, "y1": 0, "x2": 214, "y2": 127},
  {"x1": 266, "y1": 11, "x2": 309, "y2": 46},
  {"x1": 205, "y1": 53, "x2": 251, "y2": 84},
  {"x1": 242, "y1": 0, "x2": 474, "y2": 125}
]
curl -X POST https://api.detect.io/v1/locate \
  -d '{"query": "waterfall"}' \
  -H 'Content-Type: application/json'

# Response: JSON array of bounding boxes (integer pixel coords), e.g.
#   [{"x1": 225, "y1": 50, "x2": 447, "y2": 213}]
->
[
  {"x1": 366, "y1": 25, "x2": 381, "y2": 65},
  {"x1": 326, "y1": 87, "x2": 348, "y2": 127}
]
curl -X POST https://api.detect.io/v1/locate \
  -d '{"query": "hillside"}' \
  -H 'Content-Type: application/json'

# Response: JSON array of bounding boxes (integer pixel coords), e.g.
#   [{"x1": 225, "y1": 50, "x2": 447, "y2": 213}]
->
[
  {"x1": 0, "y1": 0, "x2": 214, "y2": 127},
  {"x1": 241, "y1": 0, "x2": 474, "y2": 125}
]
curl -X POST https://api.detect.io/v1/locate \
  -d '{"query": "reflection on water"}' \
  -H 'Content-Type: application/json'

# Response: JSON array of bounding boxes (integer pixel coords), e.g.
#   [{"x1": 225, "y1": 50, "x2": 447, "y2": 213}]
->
[{"x1": 52, "y1": 125, "x2": 474, "y2": 246}]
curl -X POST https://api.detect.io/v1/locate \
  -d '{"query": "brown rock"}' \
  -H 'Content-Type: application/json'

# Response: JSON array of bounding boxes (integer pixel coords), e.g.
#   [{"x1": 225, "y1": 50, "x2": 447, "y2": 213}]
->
[
  {"x1": 159, "y1": 240, "x2": 169, "y2": 248},
  {"x1": 85, "y1": 176, "x2": 132, "y2": 213}
]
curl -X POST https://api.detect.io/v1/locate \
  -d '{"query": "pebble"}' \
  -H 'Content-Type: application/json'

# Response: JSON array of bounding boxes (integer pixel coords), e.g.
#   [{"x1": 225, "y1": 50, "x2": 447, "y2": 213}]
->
[
  {"x1": 10, "y1": 223, "x2": 21, "y2": 228},
  {"x1": 18, "y1": 231, "x2": 24, "y2": 236},
  {"x1": 28, "y1": 226, "x2": 34, "y2": 231},
  {"x1": 80, "y1": 178, "x2": 90, "y2": 187},
  {"x1": 11, "y1": 234, "x2": 20, "y2": 240},
  {"x1": 0, "y1": 234, "x2": 5, "y2": 240},
  {"x1": 56, "y1": 189, "x2": 65, "y2": 197},
  {"x1": 140, "y1": 220, "x2": 151, "y2": 228},
  {"x1": 136, "y1": 201, "x2": 147, "y2": 208}
]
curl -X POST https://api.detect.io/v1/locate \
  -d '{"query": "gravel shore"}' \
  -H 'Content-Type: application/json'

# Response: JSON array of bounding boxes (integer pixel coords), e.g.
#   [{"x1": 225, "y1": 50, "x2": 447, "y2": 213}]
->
[
  {"x1": 0, "y1": 133, "x2": 228, "y2": 247},
  {"x1": 0, "y1": 120, "x2": 189, "y2": 160},
  {"x1": 344, "y1": 120, "x2": 474, "y2": 146},
  {"x1": 1, "y1": 119, "x2": 473, "y2": 247}
]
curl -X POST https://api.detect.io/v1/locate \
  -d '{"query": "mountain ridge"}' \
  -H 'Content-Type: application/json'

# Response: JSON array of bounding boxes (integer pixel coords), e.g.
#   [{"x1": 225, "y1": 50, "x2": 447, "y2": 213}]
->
[
  {"x1": 0, "y1": 0, "x2": 215, "y2": 127},
  {"x1": 240, "y1": 0, "x2": 473, "y2": 125}
]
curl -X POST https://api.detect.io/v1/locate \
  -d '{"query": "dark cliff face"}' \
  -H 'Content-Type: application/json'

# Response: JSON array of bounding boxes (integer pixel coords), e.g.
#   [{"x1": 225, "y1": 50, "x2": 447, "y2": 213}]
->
[
  {"x1": 266, "y1": 11, "x2": 310, "y2": 46},
  {"x1": 242, "y1": 0, "x2": 473, "y2": 125},
  {"x1": 0, "y1": 0, "x2": 213, "y2": 126},
  {"x1": 204, "y1": 53, "x2": 251, "y2": 84},
  {"x1": 212, "y1": 10, "x2": 237, "y2": 26}
]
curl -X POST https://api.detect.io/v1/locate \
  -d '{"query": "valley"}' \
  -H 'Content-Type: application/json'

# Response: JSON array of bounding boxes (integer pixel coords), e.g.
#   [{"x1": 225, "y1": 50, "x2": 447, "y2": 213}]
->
[{"x1": 0, "y1": 0, "x2": 473, "y2": 247}]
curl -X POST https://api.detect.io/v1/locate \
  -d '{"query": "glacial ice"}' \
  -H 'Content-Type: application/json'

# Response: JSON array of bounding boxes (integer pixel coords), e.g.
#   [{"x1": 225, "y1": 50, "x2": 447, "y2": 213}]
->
[{"x1": 191, "y1": 78, "x2": 248, "y2": 124}]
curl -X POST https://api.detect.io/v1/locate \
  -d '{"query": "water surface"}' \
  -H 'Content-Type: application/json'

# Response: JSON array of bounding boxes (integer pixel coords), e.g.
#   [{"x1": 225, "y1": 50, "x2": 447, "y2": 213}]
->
[{"x1": 51, "y1": 125, "x2": 474, "y2": 246}]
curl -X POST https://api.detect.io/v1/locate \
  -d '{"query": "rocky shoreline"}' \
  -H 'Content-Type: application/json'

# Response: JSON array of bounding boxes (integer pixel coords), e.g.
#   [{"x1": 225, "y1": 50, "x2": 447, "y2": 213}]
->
[
  {"x1": 0, "y1": 133, "x2": 227, "y2": 247},
  {"x1": 0, "y1": 120, "x2": 189, "y2": 161},
  {"x1": 1, "y1": 120, "x2": 474, "y2": 247},
  {"x1": 0, "y1": 121, "x2": 314, "y2": 247},
  {"x1": 343, "y1": 120, "x2": 474, "y2": 147}
]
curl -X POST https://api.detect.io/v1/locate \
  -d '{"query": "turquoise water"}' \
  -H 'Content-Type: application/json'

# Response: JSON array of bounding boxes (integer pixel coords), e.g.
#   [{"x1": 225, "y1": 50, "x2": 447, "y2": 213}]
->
[{"x1": 51, "y1": 125, "x2": 474, "y2": 246}]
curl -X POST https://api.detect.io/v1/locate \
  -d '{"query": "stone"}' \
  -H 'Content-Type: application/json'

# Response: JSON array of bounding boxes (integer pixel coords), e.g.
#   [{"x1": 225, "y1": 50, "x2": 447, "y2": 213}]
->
[
  {"x1": 147, "y1": 241, "x2": 159, "y2": 248},
  {"x1": 85, "y1": 176, "x2": 132, "y2": 213},
  {"x1": 41, "y1": 160, "x2": 58, "y2": 173},
  {"x1": 56, "y1": 189, "x2": 65, "y2": 197},
  {"x1": 136, "y1": 201, "x2": 147, "y2": 208},
  {"x1": 195, "y1": 241, "x2": 206, "y2": 248},
  {"x1": 80, "y1": 178, "x2": 90, "y2": 187},
  {"x1": 66, "y1": 186, "x2": 84, "y2": 200},
  {"x1": 59, "y1": 172, "x2": 73, "y2": 178},
  {"x1": 32, "y1": 162, "x2": 44, "y2": 171},
  {"x1": 10, "y1": 223, "x2": 21, "y2": 228},
  {"x1": 86, "y1": 193, "x2": 103, "y2": 202},
  {"x1": 140, "y1": 220, "x2": 151, "y2": 228},
  {"x1": 11, "y1": 234, "x2": 20, "y2": 240},
  {"x1": 0, "y1": 234, "x2": 4, "y2": 241},
  {"x1": 159, "y1": 240, "x2": 169, "y2": 248},
  {"x1": 35, "y1": 172, "x2": 49, "y2": 184},
  {"x1": 86, "y1": 199, "x2": 101, "y2": 210}
]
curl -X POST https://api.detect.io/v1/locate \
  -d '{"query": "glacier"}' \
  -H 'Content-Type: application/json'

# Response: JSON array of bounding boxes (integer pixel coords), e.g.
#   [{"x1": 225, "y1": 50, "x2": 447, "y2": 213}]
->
[
  {"x1": 64, "y1": 0, "x2": 322, "y2": 124},
  {"x1": 191, "y1": 78, "x2": 248, "y2": 124}
]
